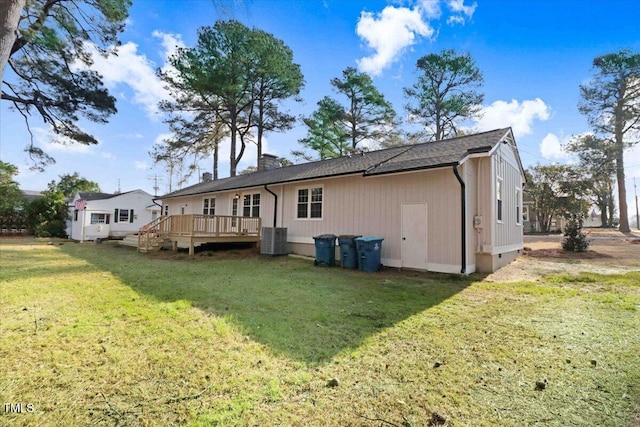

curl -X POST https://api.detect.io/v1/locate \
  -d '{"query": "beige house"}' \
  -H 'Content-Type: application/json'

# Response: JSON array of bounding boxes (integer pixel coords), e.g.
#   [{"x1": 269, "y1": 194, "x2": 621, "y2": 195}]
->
[{"x1": 156, "y1": 128, "x2": 525, "y2": 273}]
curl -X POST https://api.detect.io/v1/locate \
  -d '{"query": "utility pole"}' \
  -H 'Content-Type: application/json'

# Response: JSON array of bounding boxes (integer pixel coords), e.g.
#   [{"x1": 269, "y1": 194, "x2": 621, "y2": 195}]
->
[
  {"x1": 147, "y1": 174, "x2": 163, "y2": 196},
  {"x1": 634, "y1": 177, "x2": 639, "y2": 230}
]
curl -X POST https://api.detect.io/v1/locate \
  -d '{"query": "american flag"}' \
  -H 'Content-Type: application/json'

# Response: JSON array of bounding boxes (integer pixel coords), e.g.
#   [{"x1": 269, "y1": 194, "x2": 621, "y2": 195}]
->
[{"x1": 75, "y1": 199, "x2": 86, "y2": 210}]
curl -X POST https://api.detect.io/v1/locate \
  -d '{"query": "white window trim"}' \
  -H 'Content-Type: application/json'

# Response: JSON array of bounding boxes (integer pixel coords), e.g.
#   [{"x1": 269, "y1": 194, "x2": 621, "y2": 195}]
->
[
  {"x1": 515, "y1": 187, "x2": 522, "y2": 225},
  {"x1": 496, "y1": 177, "x2": 504, "y2": 224},
  {"x1": 203, "y1": 197, "x2": 216, "y2": 215},
  {"x1": 522, "y1": 205, "x2": 530, "y2": 222},
  {"x1": 295, "y1": 185, "x2": 324, "y2": 221},
  {"x1": 241, "y1": 193, "x2": 261, "y2": 218}
]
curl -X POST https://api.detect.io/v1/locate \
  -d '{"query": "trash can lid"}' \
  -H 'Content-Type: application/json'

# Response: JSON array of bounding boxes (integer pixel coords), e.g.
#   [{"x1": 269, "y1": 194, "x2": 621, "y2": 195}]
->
[
  {"x1": 338, "y1": 234, "x2": 360, "y2": 239},
  {"x1": 314, "y1": 234, "x2": 336, "y2": 239},
  {"x1": 355, "y1": 236, "x2": 384, "y2": 242}
]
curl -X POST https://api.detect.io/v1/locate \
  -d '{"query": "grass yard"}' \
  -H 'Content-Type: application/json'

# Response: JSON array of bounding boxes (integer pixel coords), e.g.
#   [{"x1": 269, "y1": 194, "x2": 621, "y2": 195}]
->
[{"x1": 1, "y1": 238, "x2": 639, "y2": 426}]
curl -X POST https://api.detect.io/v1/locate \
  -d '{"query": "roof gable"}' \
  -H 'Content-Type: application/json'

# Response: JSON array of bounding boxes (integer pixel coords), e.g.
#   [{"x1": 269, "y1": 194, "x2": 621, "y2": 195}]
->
[{"x1": 161, "y1": 128, "x2": 514, "y2": 199}]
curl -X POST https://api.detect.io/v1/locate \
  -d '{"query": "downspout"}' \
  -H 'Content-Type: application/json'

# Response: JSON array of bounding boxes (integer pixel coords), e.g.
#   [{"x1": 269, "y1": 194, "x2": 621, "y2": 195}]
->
[
  {"x1": 452, "y1": 164, "x2": 466, "y2": 274},
  {"x1": 264, "y1": 185, "x2": 277, "y2": 228}
]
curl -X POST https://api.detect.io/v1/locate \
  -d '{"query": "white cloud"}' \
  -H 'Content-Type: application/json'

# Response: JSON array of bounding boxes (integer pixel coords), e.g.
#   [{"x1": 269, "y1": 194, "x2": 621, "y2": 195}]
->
[
  {"x1": 418, "y1": 0, "x2": 442, "y2": 18},
  {"x1": 447, "y1": 15, "x2": 466, "y2": 26},
  {"x1": 540, "y1": 133, "x2": 570, "y2": 160},
  {"x1": 33, "y1": 127, "x2": 93, "y2": 154},
  {"x1": 355, "y1": 0, "x2": 479, "y2": 75},
  {"x1": 135, "y1": 161, "x2": 150, "y2": 170},
  {"x1": 356, "y1": 5, "x2": 434, "y2": 76},
  {"x1": 86, "y1": 42, "x2": 168, "y2": 118},
  {"x1": 75, "y1": 31, "x2": 183, "y2": 120},
  {"x1": 152, "y1": 30, "x2": 185, "y2": 60},
  {"x1": 447, "y1": 0, "x2": 477, "y2": 18},
  {"x1": 475, "y1": 98, "x2": 551, "y2": 138}
]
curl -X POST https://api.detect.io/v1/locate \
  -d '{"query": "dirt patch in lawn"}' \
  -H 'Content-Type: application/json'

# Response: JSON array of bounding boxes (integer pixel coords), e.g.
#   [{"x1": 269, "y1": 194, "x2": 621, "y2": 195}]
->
[{"x1": 485, "y1": 228, "x2": 640, "y2": 282}]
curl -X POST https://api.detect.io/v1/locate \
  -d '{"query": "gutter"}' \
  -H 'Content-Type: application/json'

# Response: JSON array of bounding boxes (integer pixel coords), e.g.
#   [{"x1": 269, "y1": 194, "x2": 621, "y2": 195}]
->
[
  {"x1": 264, "y1": 185, "x2": 278, "y2": 228},
  {"x1": 452, "y1": 163, "x2": 466, "y2": 274}
]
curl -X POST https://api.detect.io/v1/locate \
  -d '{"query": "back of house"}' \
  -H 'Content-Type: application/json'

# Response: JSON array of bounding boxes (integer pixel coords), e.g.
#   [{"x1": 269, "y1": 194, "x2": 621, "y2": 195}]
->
[{"x1": 157, "y1": 128, "x2": 525, "y2": 273}]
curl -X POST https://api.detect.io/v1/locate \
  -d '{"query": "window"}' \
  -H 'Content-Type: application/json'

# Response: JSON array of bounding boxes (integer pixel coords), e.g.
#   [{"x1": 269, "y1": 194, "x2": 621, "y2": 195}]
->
[
  {"x1": 203, "y1": 197, "x2": 216, "y2": 215},
  {"x1": 496, "y1": 179, "x2": 503, "y2": 222},
  {"x1": 163, "y1": 205, "x2": 168, "y2": 216},
  {"x1": 522, "y1": 206, "x2": 530, "y2": 222},
  {"x1": 114, "y1": 209, "x2": 134, "y2": 223},
  {"x1": 74, "y1": 209, "x2": 78, "y2": 221},
  {"x1": 232, "y1": 198, "x2": 238, "y2": 216},
  {"x1": 515, "y1": 188, "x2": 522, "y2": 224},
  {"x1": 243, "y1": 194, "x2": 260, "y2": 217},
  {"x1": 91, "y1": 213, "x2": 108, "y2": 224},
  {"x1": 297, "y1": 186, "x2": 323, "y2": 219}
]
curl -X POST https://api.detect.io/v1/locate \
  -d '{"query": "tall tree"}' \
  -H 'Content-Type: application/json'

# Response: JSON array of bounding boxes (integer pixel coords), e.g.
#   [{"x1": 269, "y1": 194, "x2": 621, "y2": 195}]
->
[
  {"x1": 330, "y1": 67, "x2": 398, "y2": 150},
  {"x1": 1, "y1": 0, "x2": 131, "y2": 170},
  {"x1": 249, "y1": 28, "x2": 304, "y2": 161},
  {"x1": 25, "y1": 172, "x2": 99, "y2": 237},
  {"x1": 0, "y1": 160, "x2": 23, "y2": 217},
  {"x1": 55, "y1": 172, "x2": 100, "y2": 197},
  {"x1": 151, "y1": 111, "x2": 228, "y2": 186},
  {"x1": 0, "y1": 0, "x2": 26, "y2": 82},
  {"x1": 404, "y1": 49, "x2": 483, "y2": 142},
  {"x1": 566, "y1": 134, "x2": 616, "y2": 227},
  {"x1": 161, "y1": 20, "x2": 302, "y2": 177},
  {"x1": 526, "y1": 164, "x2": 590, "y2": 233},
  {"x1": 296, "y1": 96, "x2": 349, "y2": 160},
  {"x1": 297, "y1": 67, "x2": 397, "y2": 160},
  {"x1": 579, "y1": 50, "x2": 640, "y2": 232}
]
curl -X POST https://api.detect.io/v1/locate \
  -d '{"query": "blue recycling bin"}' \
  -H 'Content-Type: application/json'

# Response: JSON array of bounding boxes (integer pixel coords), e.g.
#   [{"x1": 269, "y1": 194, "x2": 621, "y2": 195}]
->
[
  {"x1": 313, "y1": 234, "x2": 337, "y2": 266},
  {"x1": 355, "y1": 237, "x2": 384, "y2": 272},
  {"x1": 338, "y1": 235, "x2": 360, "y2": 269}
]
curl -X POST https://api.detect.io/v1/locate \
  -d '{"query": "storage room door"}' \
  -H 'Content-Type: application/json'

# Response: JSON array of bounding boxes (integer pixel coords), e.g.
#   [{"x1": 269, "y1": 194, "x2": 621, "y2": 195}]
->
[{"x1": 401, "y1": 203, "x2": 428, "y2": 270}]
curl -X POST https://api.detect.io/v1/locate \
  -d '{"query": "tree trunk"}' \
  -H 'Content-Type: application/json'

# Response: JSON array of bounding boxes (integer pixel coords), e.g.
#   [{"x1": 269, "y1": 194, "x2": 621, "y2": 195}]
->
[
  {"x1": 607, "y1": 181, "x2": 615, "y2": 227},
  {"x1": 615, "y1": 151, "x2": 629, "y2": 232},
  {"x1": 0, "y1": 0, "x2": 25, "y2": 83},
  {"x1": 212, "y1": 142, "x2": 218, "y2": 180},
  {"x1": 229, "y1": 105, "x2": 237, "y2": 177},
  {"x1": 615, "y1": 85, "x2": 630, "y2": 232}
]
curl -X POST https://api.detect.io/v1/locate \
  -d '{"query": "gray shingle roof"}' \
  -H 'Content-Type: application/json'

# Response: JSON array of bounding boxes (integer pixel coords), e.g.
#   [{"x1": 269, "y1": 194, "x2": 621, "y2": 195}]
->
[{"x1": 161, "y1": 128, "x2": 512, "y2": 199}]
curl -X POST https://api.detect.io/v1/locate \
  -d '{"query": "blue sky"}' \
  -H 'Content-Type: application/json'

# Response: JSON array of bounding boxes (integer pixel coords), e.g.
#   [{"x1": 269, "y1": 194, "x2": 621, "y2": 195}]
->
[{"x1": 2, "y1": 0, "x2": 640, "y2": 212}]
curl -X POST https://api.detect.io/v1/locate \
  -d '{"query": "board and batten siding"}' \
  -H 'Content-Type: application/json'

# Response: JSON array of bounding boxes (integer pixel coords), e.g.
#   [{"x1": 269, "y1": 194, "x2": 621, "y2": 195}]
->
[
  {"x1": 492, "y1": 142, "x2": 524, "y2": 251},
  {"x1": 280, "y1": 168, "x2": 463, "y2": 271}
]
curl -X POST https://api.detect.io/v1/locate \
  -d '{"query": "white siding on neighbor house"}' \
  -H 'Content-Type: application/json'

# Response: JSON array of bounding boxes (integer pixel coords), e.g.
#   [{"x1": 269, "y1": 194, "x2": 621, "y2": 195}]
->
[{"x1": 70, "y1": 190, "x2": 158, "y2": 240}]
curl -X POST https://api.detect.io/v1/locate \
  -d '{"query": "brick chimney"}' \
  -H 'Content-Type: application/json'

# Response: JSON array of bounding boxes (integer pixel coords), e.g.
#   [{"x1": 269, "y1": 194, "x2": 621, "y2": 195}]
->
[
  {"x1": 257, "y1": 154, "x2": 280, "y2": 171},
  {"x1": 202, "y1": 172, "x2": 212, "y2": 182}
]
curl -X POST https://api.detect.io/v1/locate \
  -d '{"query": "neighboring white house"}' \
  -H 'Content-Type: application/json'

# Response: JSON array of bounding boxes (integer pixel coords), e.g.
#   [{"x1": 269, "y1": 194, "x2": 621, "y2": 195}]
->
[
  {"x1": 68, "y1": 190, "x2": 160, "y2": 241},
  {"x1": 157, "y1": 128, "x2": 525, "y2": 274}
]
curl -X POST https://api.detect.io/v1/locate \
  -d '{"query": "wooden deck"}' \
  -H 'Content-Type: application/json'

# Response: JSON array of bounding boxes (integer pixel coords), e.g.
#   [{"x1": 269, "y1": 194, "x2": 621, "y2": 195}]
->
[{"x1": 138, "y1": 214, "x2": 261, "y2": 255}]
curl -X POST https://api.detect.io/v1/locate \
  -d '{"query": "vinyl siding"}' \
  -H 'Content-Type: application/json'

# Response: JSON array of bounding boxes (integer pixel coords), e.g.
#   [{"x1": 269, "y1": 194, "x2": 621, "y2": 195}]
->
[
  {"x1": 492, "y1": 143, "x2": 524, "y2": 251},
  {"x1": 280, "y1": 169, "x2": 462, "y2": 269}
]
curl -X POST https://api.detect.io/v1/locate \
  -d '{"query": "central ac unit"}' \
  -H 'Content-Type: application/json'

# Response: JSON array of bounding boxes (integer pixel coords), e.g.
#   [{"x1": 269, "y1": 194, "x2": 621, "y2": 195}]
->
[{"x1": 260, "y1": 227, "x2": 288, "y2": 255}]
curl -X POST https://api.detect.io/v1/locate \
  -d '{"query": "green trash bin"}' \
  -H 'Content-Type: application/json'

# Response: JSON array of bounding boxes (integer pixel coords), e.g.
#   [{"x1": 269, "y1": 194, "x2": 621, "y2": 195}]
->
[
  {"x1": 355, "y1": 237, "x2": 384, "y2": 272},
  {"x1": 338, "y1": 235, "x2": 360, "y2": 269},
  {"x1": 313, "y1": 234, "x2": 336, "y2": 266}
]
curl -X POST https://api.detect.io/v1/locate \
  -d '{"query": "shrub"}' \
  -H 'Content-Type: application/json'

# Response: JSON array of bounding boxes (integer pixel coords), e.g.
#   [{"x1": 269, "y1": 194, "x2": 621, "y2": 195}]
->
[{"x1": 562, "y1": 213, "x2": 590, "y2": 252}]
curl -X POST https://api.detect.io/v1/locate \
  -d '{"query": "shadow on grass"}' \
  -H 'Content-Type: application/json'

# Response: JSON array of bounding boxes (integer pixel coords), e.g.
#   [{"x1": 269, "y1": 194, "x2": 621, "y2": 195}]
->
[{"x1": 60, "y1": 243, "x2": 480, "y2": 365}]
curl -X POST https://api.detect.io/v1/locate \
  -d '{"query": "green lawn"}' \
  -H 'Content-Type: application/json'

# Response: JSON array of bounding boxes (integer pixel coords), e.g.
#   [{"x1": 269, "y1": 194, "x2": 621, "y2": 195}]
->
[{"x1": 1, "y1": 238, "x2": 639, "y2": 426}]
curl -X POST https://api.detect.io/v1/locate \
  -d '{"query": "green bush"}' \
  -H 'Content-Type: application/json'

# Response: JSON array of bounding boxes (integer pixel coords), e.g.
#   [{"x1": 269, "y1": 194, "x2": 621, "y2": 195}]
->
[{"x1": 562, "y1": 213, "x2": 590, "y2": 252}]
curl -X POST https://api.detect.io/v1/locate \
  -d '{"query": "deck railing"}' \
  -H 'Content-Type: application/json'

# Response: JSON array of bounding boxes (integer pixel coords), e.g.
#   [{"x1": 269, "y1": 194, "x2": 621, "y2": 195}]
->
[{"x1": 138, "y1": 214, "x2": 261, "y2": 252}]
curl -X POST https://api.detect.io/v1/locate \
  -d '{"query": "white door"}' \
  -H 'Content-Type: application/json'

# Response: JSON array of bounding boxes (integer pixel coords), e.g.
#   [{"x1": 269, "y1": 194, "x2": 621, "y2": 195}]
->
[{"x1": 402, "y1": 203, "x2": 428, "y2": 269}]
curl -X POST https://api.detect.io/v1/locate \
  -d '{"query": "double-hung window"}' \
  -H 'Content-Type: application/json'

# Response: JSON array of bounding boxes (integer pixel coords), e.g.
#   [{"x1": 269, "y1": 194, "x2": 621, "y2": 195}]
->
[
  {"x1": 242, "y1": 194, "x2": 260, "y2": 218},
  {"x1": 297, "y1": 187, "x2": 323, "y2": 219},
  {"x1": 90, "y1": 213, "x2": 109, "y2": 224},
  {"x1": 515, "y1": 188, "x2": 522, "y2": 224},
  {"x1": 203, "y1": 197, "x2": 216, "y2": 215},
  {"x1": 115, "y1": 209, "x2": 134, "y2": 223},
  {"x1": 496, "y1": 179, "x2": 503, "y2": 222}
]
